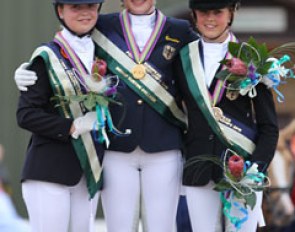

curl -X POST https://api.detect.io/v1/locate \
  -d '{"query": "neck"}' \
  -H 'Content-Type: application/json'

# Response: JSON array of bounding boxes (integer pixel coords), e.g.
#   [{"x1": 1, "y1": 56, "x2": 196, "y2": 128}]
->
[{"x1": 127, "y1": 6, "x2": 156, "y2": 16}]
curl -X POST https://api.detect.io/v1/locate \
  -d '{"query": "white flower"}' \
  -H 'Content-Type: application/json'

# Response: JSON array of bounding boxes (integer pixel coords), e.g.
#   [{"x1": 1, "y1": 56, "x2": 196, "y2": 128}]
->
[
  {"x1": 246, "y1": 163, "x2": 259, "y2": 175},
  {"x1": 84, "y1": 74, "x2": 108, "y2": 93}
]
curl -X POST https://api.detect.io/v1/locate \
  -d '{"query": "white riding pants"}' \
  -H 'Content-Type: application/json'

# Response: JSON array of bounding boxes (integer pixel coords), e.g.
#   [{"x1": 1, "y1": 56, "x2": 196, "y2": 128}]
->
[
  {"x1": 101, "y1": 148, "x2": 182, "y2": 232},
  {"x1": 22, "y1": 176, "x2": 99, "y2": 232},
  {"x1": 185, "y1": 182, "x2": 264, "y2": 232}
]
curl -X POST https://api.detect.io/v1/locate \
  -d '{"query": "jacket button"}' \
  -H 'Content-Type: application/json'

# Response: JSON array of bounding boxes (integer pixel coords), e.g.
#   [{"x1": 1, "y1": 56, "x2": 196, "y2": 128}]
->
[
  {"x1": 137, "y1": 99, "x2": 143, "y2": 105},
  {"x1": 57, "y1": 134, "x2": 63, "y2": 138},
  {"x1": 208, "y1": 134, "x2": 214, "y2": 140}
]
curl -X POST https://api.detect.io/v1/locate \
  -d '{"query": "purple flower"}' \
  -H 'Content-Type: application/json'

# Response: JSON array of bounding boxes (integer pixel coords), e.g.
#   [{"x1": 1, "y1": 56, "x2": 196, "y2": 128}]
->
[
  {"x1": 104, "y1": 86, "x2": 117, "y2": 96},
  {"x1": 247, "y1": 62, "x2": 259, "y2": 84}
]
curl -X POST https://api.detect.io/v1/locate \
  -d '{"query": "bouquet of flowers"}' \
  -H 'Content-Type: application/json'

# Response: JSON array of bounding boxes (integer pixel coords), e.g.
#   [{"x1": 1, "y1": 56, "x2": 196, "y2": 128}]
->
[
  {"x1": 188, "y1": 150, "x2": 270, "y2": 230},
  {"x1": 216, "y1": 37, "x2": 295, "y2": 102},
  {"x1": 52, "y1": 58, "x2": 130, "y2": 146}
]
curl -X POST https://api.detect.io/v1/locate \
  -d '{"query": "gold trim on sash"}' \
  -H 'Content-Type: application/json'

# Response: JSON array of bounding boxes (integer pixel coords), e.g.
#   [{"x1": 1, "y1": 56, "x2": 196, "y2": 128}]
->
[{"x1": 30, "y1": 46, "x2": 102, "y2": 183}]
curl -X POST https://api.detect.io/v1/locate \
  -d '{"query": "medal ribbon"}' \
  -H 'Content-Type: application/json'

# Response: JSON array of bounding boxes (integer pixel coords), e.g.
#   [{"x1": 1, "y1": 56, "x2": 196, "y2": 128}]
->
[
  {"x1": 180, "y1": 40, "x2": 255, "y2": 157},
  {"x1": 210, "y1": 33, "x2": 239, "y2": 106},
  {"x1": 120, "y1": 9, "x2": 166, "y2": 64},
  {"x1": 92, "y1": 29, "x2": 187, "y2": 130},
  {"x1": 30, "y1": 46, "x2": 102, "y2": 198},
  {"x1": 54, "y1": 32, "x2": 88, "y2": 83}
]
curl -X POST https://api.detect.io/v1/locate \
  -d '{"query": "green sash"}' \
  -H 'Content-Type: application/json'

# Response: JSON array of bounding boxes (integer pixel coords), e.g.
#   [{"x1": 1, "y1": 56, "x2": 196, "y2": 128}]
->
[
  {"x1": 30, "y1": 46, "x2": 102, "y2": 198},
  {"x1": 180, "y1": 40, "x2": 256, "y2": 158},
  {"x1": 91, "y1": 29, "x2": 187, "y2": 130}
]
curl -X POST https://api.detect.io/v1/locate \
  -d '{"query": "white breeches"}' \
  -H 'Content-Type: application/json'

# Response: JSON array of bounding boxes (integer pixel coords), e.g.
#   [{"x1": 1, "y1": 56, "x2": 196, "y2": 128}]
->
[
  {"x1": 22, "y1": 176, "x2": 99, "y2": 232},
  {"x1": 101, "y1": 148, "x2": 182, "y2": 232},
  {"x1": 185, "y1": 182, "x2": 264, "y2": 232}
]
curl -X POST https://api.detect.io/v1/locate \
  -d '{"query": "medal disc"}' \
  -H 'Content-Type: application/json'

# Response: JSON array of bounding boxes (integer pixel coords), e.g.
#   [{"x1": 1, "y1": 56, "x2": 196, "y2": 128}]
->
[
  {"x1": 212, "y1": 107, "x2": 223, "y2": 121},
  {"x1": 132, "y1": 64, "x2": 146, "y2": 80}
]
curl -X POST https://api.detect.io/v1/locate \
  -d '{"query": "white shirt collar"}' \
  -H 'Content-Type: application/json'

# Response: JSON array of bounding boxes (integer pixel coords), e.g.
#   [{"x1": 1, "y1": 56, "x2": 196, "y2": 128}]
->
[
  {"x1": 202, "y1": 35, "x2": 231, "y2": 87},
  {"x1": 61, "y1": 28, "x2": 94, "y2": 73},
  {"x1": 129, "y1": 11, "x2": 156, "y2": 27}
]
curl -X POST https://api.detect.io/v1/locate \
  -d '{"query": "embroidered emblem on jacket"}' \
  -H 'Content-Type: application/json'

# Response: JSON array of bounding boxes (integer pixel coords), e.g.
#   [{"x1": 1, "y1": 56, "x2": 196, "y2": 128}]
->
[{"x1": 162, "y1": 45, "x2": 176, "y2": 60}]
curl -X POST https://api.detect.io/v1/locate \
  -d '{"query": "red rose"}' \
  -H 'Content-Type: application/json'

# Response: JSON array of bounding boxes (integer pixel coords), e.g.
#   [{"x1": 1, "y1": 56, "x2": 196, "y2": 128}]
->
[{"x1": 228, "y1": 154, "x2": 244, "y2": 179}]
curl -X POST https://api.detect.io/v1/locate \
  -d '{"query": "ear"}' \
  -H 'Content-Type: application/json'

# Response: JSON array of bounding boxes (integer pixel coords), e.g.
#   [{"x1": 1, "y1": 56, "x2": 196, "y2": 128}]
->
[{"x1": 57, "y1": 5, "x2": 64, "y2": 19}]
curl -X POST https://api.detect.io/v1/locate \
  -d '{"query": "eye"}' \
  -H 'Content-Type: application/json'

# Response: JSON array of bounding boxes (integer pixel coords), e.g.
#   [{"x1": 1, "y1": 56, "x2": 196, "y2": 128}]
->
[{"x1": 213, "y1": 9, "x2": 223, "y2": 15}]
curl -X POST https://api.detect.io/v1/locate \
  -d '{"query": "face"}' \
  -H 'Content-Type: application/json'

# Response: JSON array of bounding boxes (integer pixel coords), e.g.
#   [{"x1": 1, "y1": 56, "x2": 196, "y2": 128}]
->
[
  {"x1": 194, "y1": 8, "x2": 232, "y2": 43},
  {"x1": 122, "y1": 0, "x2": 156, "y2": 15},
  {"x1": 58, "y1": 4, "x2": 99, "y2": 35}
]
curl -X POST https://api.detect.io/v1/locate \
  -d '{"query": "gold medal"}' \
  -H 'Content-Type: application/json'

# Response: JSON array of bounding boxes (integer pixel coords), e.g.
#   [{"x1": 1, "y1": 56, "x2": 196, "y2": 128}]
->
[
  {"x1": 132, "y1": 64, "x2": 146, "y2": 80},
  {"x1": 212, "y1": 107, "x2": 223, "y2": 121}
]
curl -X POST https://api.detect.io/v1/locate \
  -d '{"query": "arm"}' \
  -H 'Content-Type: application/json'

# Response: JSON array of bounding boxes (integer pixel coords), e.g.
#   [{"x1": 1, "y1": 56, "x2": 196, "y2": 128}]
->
[
  {"x1": 16, "y1": 57, "x2": 74, "y2": 142},
  {"x1": 251, "y1": 84, "x2": 279, "y2": 170},
  {"x1": 14, "y1": 62, "x2": 38, "y2": 91}
]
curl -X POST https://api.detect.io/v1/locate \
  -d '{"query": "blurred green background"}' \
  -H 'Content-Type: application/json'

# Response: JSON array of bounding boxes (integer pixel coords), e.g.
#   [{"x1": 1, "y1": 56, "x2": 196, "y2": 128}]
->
[
  {"x1": 1, "y1": 0, "x2": 295, "y2": 219},
  {"x1": 0, "y1": 0, "x2": 188, "y2": 218}
]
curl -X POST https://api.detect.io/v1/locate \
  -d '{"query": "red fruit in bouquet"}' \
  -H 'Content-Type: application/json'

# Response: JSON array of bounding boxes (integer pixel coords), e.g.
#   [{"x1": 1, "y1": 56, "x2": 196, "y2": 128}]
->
[
  {"x1": 92, "y1": 58, "x2": 107, "y2": 78},
  {"x1": 228, "y1": 155, "x2": 244, "y2": 179},
  {"x1": 226, "y1": 58, "x2": 247, "y2": 76}
]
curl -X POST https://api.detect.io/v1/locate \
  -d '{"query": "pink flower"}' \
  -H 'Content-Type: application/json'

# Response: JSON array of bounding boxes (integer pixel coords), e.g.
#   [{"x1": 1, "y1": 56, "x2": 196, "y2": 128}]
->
[
  {"x1": 226, "y1": 58, "x2": 248, "y2": 76},
  {"x1": 228, "y1": 155, "x2": 244, "y2": 179},
  {"x1": 92, "y1": 58, "x2": 107, "y2": 79}
]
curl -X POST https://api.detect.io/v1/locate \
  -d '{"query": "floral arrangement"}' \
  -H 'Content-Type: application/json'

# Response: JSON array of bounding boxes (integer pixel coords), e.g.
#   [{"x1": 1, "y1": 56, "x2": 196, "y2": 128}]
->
[
  {"x1": 52, "y1": 58, "x2": 130, "y2": 146},
  {"x1": 216, "y1": 37, "x2": 295, "y2": 102},
  {"x1": 187, "y1": 150, "x2": 270, "y2": 230}
]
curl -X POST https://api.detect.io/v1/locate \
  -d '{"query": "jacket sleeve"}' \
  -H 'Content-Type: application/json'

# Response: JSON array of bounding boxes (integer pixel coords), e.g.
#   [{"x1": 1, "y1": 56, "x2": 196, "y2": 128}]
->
[
  {"x1": 251, "y1": 83, "x2": 279, "y2": 171},
  {"x1": 16, "y1": 56, "x2": 74, "y2": 142}
]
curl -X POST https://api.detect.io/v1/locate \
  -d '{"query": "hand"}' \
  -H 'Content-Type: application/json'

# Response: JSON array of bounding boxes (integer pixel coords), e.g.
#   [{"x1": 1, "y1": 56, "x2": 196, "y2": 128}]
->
[
  {"x1": 71, "y1": 112, "x2": 97, "y2": 139},
  {"x1": 14, "y1": 62, "x2": 38, "y2": 91}
]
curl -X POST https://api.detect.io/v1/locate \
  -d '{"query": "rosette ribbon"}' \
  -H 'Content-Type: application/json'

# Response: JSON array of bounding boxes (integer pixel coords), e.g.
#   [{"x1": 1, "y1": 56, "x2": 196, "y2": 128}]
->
[
  {"x1": 221, "y1": 191, "x2": 248, "y2": 231},
  {"x1": 221, "y1": 151, "x2": 270, "y2": 230},
  {"x1": 93, "y1": 104, "x2": 131, "y2": 148},
  {"x1": 262, "y1": 55, "x2": 295, "y2": 102},
  {"x1": 239, "y1": 62, "x2": 260, "y2": 98}
]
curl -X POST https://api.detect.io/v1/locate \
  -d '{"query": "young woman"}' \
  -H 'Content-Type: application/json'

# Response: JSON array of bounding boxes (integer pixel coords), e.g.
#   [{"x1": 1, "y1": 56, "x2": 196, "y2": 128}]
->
[
  {"x1": 178, "y1": 0, "x2": 279, "y2": 231},
  {"x1": 15, "y1": 1, "x2": 199, "y2": 231},
  {"x1": 94, "y1": 1, "x2": 198, "y2": 231},
  {"x1": 16, "y1": 0, "x2": 105, "y2": 231}
]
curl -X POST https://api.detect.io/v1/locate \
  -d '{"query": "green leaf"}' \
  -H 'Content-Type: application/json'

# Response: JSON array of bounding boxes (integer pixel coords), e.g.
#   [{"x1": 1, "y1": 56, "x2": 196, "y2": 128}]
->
[
  {"x1": 95, "y1": 95, "x2": 109, "y2": 107},
  {"x1": 244, "y1": 192, "x2": 257, "y2": 210},
  {"x1": 216, "y1": 70, "x2": 231, "y2": 81},
  {"x1": 83, "y1": 95, "x2": 97, "y2": 111},
  {"x1": 220, "y1": 59, "x2": 230, "y2": 65},
  {"x1": 214, "y1": 179, "x2": 231, "y2": 192},
  {"x1": 69, "y1": 95, "x2": 86, "y2": 102},
  {"x1": 257, "y1": 61, "x2": 273, "y2": 75},
  {"x1": 229, "y1": 42, "x2": 241, "y2": 57}
]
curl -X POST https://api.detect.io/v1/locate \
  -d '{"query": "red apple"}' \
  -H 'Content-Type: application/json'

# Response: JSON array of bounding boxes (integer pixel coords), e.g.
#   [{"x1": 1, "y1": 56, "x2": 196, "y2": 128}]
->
[{"x1": 228, "y1": 154, "x2": 244, "y2": 179}]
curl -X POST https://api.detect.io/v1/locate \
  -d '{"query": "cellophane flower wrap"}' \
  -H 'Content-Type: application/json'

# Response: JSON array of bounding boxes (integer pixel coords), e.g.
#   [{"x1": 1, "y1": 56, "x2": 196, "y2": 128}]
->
[
  {"x1": 51, "y1": 58, "x2": 130, "y2": 147},
  {"x1": 186, "y1": 150, "x2": 270, "y2": 230},
  {"x1": 216, "y1": 37, "x2": 295, "y2": 102}
]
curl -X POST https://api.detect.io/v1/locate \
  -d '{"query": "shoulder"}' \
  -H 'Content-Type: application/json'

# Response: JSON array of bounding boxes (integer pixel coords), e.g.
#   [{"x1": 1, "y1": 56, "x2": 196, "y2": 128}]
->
[
  {"x1": 97, "y1": 13, "x2": 120, "y2": 27},
  {"x1": 165, "y1": 17, "x2": 199, "y2": 43},
  {"x1": 30, "y1": 42, "x2": 61, "y2": 66}
]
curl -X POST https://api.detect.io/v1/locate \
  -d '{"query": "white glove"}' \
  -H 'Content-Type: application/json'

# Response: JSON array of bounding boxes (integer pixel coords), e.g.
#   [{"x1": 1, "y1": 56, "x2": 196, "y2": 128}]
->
[
  {"x1": 14, "y1": 62, "x2": 38, "y2": 91},
  {"x1": 71, "y1": 112, "x2": 98, "y2": 139}
]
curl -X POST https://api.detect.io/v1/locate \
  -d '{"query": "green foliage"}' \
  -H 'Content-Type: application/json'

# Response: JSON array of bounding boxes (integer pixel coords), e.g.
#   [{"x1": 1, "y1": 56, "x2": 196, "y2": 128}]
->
[
  {"x1": 51, "y1": 92, "x2": 121, "y2": 111},
  {"x1": 217, "y1": 37, "x2": 273, "y2": 84},
  {"x1": 185, "y1": 154, "x2": 265, "y2": 211}
]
